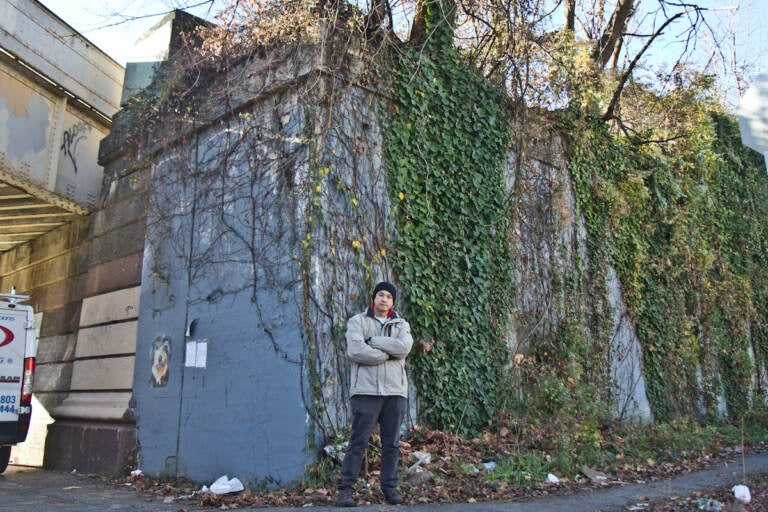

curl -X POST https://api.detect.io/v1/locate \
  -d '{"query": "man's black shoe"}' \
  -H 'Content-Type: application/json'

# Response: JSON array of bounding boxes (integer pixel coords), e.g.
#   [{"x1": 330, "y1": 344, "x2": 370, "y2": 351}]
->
[
  {"x1": 383, "y1": 487, "x2": 403, "y2": 505},
  {"x1": 336, "y1": 487, "x2": 356, "y2": 507}
]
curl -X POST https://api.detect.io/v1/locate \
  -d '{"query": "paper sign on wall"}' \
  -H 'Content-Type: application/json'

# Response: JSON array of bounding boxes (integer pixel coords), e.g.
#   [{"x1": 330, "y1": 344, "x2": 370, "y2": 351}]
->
[{"x1": 185, "y1": 339, "x2": 208, "y2": 368}]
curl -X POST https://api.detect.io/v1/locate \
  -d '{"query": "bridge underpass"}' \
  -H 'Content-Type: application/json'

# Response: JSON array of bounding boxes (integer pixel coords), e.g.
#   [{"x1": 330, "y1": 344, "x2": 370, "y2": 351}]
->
[
  {"x1": 0, "y1": 170, "x2": 86, "y2": 253},
  {"x1": 1, "y1": 0, "x2": 127, "y2": 470}
]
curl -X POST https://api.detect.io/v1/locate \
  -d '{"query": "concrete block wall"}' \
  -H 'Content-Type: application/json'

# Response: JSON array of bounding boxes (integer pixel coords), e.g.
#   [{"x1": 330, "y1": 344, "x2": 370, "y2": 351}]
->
[
  {"x1": 53, "y1": 287, "x2": 140, "y2": 421},
  {"x1": 43, "y1": 163, "x2": 148, "y2": 474},
  {"x1": 0, "y1": 217, "x2": 90, "y2": 415},
  {"x1": 0, "y1": 161, "x2": 148, "y2": 473},
  {"x1": 45, "y1": 287, "x2": 141, "y2": 474},
  {"x1": 0, "y1": 218, "x2": 89, "y2": 467}
]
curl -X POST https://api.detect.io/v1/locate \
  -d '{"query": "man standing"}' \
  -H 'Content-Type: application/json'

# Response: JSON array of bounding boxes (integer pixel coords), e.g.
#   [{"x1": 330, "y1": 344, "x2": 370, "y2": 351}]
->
[{"x1": 336, "y1": 281, "x2": 413, "y2": 507}]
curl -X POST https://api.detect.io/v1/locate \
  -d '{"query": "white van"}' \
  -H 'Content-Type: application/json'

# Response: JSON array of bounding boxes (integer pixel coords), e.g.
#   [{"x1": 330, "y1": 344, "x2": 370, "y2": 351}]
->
[{"x1": 0, "y1": 290, "x2": 37, "y2": 473}]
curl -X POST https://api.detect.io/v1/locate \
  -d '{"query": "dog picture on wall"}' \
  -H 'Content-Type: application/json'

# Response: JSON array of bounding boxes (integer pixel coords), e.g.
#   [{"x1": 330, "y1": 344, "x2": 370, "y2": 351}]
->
[{"x1": 150, "y1": 336, "x2": 170, "y2": 387}]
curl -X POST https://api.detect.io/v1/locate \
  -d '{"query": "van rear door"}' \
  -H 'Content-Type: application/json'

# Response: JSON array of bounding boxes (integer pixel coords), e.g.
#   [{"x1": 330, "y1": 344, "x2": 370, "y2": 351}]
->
[{"x1": 0, "y1": 292, "x2": 37, "y2": 472}]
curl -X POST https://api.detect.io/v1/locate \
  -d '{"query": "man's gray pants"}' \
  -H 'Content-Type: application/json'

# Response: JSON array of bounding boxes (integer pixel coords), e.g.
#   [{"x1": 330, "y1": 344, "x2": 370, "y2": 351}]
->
[{"x1": 339, "y1": 395, "x2": 407, "y2": 490}]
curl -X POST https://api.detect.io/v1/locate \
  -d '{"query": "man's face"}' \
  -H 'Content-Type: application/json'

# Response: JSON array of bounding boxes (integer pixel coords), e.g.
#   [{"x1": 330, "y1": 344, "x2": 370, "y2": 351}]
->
[{"x1": 373, "y1": 290, "x2": 394, "y2": 316}]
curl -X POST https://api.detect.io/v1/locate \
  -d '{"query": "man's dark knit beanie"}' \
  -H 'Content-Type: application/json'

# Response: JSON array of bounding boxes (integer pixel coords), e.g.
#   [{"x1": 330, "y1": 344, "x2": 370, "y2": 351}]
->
[{"x1": 372, "y1": 281, "x2": 397, "y2": 302}]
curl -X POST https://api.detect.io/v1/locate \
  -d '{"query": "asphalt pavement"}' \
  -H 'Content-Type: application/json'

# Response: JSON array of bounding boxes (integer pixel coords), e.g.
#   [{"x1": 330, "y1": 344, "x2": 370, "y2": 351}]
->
[{"x1": 2, "y1": 451, "x2": 767, "y2": 512}]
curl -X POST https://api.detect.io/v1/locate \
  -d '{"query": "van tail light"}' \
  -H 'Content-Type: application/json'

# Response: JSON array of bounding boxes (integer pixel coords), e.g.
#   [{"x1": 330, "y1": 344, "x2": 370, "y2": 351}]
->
[{"x1": 21, "y1": 357, "x2": 35, "y2": 405}]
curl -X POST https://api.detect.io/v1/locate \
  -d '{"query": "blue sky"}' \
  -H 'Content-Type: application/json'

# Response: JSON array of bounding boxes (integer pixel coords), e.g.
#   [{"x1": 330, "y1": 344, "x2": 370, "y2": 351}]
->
[{"x1": 40, "y1": 0, "x2": 224, "y2": 66}]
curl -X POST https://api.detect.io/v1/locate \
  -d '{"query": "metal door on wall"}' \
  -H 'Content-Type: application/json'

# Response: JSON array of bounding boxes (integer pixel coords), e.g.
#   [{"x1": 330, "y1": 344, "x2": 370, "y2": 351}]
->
[{"x1": 132, "y1": 141, "x2": 310, "y2": 484}]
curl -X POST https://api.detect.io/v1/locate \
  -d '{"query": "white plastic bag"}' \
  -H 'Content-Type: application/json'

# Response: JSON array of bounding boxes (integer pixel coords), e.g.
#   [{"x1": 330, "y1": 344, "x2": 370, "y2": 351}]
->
[
  {"x1": 209, "y1": 475, "x2": 245, "y2": 494},
  {"x1": 732, "y1": 484, "x2": 751, "y2": 503}
]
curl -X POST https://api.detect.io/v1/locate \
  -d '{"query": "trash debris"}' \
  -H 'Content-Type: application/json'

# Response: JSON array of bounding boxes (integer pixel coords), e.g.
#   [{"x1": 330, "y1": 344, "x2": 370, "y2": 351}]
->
[
  {"x1": 581, "y1": 466, "x2": 609, "y2": 483},
  {"x1": 207, "y1": 475, "x2": 244, "y2": 495},
  {"x1": 517, "y1": 471, "x2": 532, "y2": 481},
  {"x1": 406, "y1": 452, "x2": 431, "y2": 473},
  {"x1": 130, "y1": 469, "x2": 143, "y2": 478},
  {"x1": 173, "y1": 490, "x2": 206, "y2": 501},
  {"x1": 732, "y1": 484, "x2": 751, "y2": 503},
  {"x1": 323, "y1": 442, "x2": 348, "y2": 464},
  {"x1": 695, "y1": 498, "x2": 723, "y2": 511},
  {"x1": 627, "y1": 503, "x2": 649, "y2": 511},
  {"x1": 545, "y1": 473, "x2": 560, "y2": 484},
  {"x1": 482, "y1": 460, "x2": 497, "y2": 471},
  {"x1": 404, "y1": 465, "x2": 434, "y2": 486},
  {"x1": 408, "y1": 451, "x2": 431, "y2": 467},
  {"x1": 403, "y1": 450, "x2": 435, "y2": 486}
]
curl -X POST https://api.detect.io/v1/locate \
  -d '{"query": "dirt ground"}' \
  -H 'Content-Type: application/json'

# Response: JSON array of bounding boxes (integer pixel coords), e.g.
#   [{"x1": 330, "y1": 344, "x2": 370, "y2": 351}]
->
[{"x1": 112, "y1": 429, "x2": 768, "y2": 511}]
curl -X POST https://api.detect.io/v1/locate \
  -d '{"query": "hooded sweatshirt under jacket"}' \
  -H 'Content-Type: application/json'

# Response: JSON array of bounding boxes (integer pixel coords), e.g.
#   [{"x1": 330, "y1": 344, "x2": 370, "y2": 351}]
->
[{"x1": 345, "y1": 306, "x2": 413, "y2": 398}]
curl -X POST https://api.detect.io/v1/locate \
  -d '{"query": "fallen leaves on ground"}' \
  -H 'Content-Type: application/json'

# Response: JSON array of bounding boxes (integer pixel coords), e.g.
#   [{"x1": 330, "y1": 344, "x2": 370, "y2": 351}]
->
[
  {"x1": 624, "y1": 476, "x2": 768, "y2": 511},
  {"x1": 109, "y1": 428, "x2": 768, "y2": 510}
]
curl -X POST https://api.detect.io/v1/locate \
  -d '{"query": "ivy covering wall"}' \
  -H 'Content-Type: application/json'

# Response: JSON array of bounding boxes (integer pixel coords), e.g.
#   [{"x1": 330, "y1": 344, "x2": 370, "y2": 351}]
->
[
  {"x1": 380, "y1": 0, "x2": 768, "y2": 436},
  {"x1": 382, "y1": 2, "x2": 512, "y2": 434},
  {"x1": 565, "y1": 109, "x2": 768, "y2": 423},
  {"x1": 119, "y1": 2, "x2": 768, "y2": 448}
]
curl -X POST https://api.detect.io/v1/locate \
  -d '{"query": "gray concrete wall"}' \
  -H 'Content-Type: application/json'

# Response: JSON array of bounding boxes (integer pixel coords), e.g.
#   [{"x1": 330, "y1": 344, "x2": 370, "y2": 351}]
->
[
  {"x1": 504, "y1": 129, "x2": 652, "y2": 422},
  {"x1": 119, "y1": 31, "x2": 344, "y2": 484}
]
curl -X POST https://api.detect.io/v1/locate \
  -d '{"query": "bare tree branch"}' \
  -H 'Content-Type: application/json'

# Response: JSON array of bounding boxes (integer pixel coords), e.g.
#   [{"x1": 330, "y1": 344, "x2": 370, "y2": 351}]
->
[{"x1": 603, "y1": 10, "x2": 685, "y2": 121}]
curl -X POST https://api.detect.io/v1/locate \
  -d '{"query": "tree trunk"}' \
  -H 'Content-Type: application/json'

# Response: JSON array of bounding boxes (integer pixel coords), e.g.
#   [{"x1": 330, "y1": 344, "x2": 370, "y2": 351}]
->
[
  {"x1": 410, "y1": 0, "x2": 457, "y2": 48},
  {"x1": 410, "y1": 0, "x2": 429, "y2": 46},
  {"x1": 564, "y1": 0, "x2": 575, "y2": 32},
  {"x1": 592, "y1": 0, "x2": 636, "y2": 69},
  {"x1": 365, "y1": 0, "x2": 392, "y2": 35}
]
